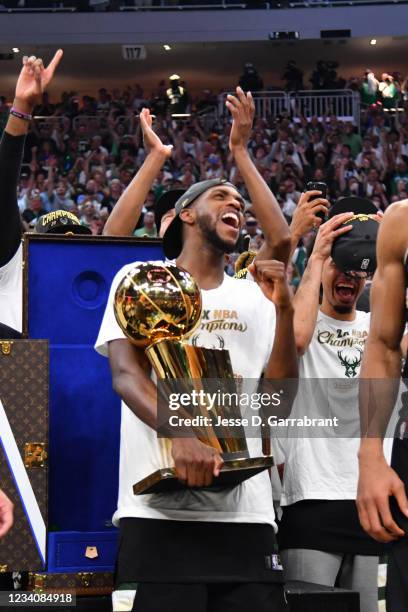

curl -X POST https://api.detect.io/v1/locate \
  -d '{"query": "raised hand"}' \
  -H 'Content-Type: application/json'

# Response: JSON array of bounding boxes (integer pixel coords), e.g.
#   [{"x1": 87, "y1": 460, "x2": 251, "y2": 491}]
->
[
  {"x1": 225, "y1": 86, "x2": 255, "y2": 151},
  {"x1": 139, "y1": 107, "x2": 173, "y2": 159},
  {"x1": 312, "y1": 212, "x2": 354, "y2": 262},
  {"x1": 14, "y1": 49, "x2": 63, "y2": 113},
  {"x1": 291, "y1": 190, "x2": 330, "y2": 240},
  {"x1": 248, "y1": 260, "x2": 292, "y2": 309}
]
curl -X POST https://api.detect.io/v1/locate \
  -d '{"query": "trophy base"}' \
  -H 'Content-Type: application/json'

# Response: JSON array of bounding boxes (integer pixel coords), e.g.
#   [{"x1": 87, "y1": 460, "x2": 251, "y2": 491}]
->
[{"x1": 133, "y1": 456, "x2": 274, "y2": 495}]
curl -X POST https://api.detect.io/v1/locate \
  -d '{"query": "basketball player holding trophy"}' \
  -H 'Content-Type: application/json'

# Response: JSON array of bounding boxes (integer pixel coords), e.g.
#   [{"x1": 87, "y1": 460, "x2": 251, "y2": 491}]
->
[{"x1": 95, "y1": 97, "x2": 297, "y2": 612}]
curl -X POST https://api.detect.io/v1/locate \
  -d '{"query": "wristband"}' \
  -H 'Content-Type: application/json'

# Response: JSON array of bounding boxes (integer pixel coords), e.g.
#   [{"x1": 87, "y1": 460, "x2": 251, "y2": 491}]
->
[{"x1": 10, "y1": 107, "x2": 33, "y2": 122}]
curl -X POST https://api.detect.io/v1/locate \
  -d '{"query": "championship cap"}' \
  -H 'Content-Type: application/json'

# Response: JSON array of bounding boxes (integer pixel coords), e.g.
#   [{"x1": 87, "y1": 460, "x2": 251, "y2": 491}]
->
[
  {"x1": 163, "y1": 179, "x2": 238, "y2": 259},
  {"x1": 329, "y1": 197, "x2": 380, "y2": 277},
  {"x1": 35, "y1": 210, "x2": 92, "y2": 235}
]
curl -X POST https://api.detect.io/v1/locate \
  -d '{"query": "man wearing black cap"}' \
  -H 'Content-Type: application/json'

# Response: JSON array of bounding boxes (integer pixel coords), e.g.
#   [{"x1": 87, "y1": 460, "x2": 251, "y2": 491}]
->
[
  {"x1": 275, "y1": 197, "x2": 382, "y2": 612},
  {"x1": 357, "y1": 199, "x2": 408, "y2": 612},
  {"x1": 0, "y1": 49, "x2": 91, "y2": 339},
  {"x1": 105, "y1": 93, "x2": 291, "y2": 269},
  {"x1": 95, "y1": 174, "x2": 297, "y2": 611}
]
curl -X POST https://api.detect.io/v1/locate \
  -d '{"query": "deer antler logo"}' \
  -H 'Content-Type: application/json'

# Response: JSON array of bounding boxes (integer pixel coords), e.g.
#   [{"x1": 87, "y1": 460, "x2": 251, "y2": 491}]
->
[{"x1": 337, "y1": 348, "x2": 363, "y2": 378}]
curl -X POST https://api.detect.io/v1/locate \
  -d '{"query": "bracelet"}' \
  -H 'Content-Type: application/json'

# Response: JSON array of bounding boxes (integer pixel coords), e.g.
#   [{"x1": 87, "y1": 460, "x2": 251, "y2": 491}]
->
[{"x1": 10, "y1": 107, "x2": 33, "y2": 121}]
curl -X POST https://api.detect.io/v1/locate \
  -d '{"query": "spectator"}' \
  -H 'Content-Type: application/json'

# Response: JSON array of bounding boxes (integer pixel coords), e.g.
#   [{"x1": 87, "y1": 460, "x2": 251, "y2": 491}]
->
[
  {"x1": 242, "y1": 216, "x2": 261, "y2": 239},
  {"x1": 22, "y1": 188, "x2": 47, "y2": 226},
  {"x1": 341, "y1": 124, "x2": 363, "y2": 158},
  {"x1": 166, "y1": 74, "x2": 188, "y2": 116},
  {"x1": 379, "y1": 73, "x2": 399, "y2": 109},
  {"x1": 238, "y1": 63, "x2": 264, "y2": 92},
  {"x1": 360, "y1": 70, "x2": 379, "y2": 107},
  {"x1": 133, "y1": 210, "x2": 157, "y2": 237}
]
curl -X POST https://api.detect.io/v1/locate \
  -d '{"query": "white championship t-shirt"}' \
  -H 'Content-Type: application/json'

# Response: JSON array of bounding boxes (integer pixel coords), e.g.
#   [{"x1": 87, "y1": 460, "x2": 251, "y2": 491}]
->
[
  {"x1": 95, "y1": 261, "x2": 277, "y2": 528},
  {"x1": 0, "y1": 245, "x2": 23, "y2": 332},
  {"x1": 276, "y1": 309, "x2": 370, "y2": 506}
]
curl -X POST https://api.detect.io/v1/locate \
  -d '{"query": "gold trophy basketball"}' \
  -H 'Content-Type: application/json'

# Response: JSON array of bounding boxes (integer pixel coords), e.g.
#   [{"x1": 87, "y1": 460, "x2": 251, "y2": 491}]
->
[{"x1": 114, "y1": 262, "x2": 273, "y2": 495}]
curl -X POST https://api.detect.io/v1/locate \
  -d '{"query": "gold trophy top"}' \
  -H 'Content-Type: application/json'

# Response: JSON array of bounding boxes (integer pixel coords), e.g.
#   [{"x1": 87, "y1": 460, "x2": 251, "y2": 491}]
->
[{"x1": 114, "y1": 262, "x2": 202, "y2": 346}]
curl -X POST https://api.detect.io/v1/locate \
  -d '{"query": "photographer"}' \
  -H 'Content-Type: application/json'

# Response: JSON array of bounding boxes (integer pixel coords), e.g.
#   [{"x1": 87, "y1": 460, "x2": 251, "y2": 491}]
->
[
  {"x1": 282, "y1": 61, "x2": 304, "y2": 92},
  {"x1": 238, "y1": 63, "x2": 264, "y2": 93}
]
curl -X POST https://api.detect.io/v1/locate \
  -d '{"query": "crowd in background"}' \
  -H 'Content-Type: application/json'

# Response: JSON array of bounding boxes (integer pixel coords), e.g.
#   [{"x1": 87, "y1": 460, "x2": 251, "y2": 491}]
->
[{"x1": 1, "y1": 82, "x2": 407, "y2": 282}]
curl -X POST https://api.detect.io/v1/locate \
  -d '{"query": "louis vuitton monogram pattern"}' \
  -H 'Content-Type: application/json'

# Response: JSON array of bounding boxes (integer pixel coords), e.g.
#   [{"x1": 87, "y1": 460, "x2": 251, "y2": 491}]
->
[{"x1": 0, "y1": 341, "x2": 48, "y2": 570}]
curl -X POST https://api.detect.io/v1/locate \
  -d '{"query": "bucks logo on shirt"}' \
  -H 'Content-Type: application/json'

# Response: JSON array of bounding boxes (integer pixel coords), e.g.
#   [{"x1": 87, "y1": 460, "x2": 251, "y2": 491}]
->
[
  {"x1": 314, "y1": 313, "x2": 369, "y2": 380},
  {"x1": 336, "y1": 347, "x2": 363, "y2": 378}
]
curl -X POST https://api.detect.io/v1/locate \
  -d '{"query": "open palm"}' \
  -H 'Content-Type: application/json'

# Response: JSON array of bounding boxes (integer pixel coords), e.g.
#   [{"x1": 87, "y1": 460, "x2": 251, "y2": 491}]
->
[
  {"x1": 15, "y1": 49, "x2": 63, "y2": 108},
  {"x1": 139, "y1": 107, "x2": 173, "y2": 158}
]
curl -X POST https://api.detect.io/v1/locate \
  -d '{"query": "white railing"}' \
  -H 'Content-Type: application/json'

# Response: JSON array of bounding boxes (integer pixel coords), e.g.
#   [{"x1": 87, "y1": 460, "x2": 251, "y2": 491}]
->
[
  {"x1": 219, "y1": 89, "x2": 360, "y2": 126},
  {"x1": 218, "y1": 91, "x2": 288, "y2": 119},
  {"x1": 288, "y1": 90, "x2": 360, "y2": 126}
]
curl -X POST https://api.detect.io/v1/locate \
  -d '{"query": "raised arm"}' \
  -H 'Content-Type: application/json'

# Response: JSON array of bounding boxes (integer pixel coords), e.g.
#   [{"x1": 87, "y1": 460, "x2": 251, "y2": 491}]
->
[
  {"x1": 248, "y1": 259, "x2": 298, "y2": 424},
  {"x1": 292, "y1": 213, "x2": 353, "y2": 355},
  {"x1": 249, "y1": 259, "x2": 297, "y2": 380},
  {"x1": 357, "y1": 201, "x2": 408, "y2": 543},
  {"x1": 0, "y1": 50, "x2": 63, "y2": 266},
  {"x1": 103, "y1": 108, "x2": 172, "y2": 236},
  {"x1": 226, "y1": 87, "x2": 291, "y2": 264}
]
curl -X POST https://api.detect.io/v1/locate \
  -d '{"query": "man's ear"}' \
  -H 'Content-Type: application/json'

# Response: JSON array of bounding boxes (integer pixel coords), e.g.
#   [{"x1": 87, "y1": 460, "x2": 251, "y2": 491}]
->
[{"x1": 179, "y1": 208, "x2": 195, "y2": 226}]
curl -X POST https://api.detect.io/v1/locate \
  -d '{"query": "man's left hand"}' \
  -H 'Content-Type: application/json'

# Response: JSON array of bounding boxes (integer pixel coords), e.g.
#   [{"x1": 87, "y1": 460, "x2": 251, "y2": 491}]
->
[
  {"x1": 248, "y1": 260, "x2": 292, "y2": 308},
  {"x1": 14, "y1": 49, "x2": 63, "y2": 113},
  {"x1": 226, "y1": 86, "x2": 255, "y2": 151}
]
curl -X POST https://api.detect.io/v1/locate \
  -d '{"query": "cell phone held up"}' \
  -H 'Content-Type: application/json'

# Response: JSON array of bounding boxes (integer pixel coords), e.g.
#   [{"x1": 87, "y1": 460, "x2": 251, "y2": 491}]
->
[{"x1": 306, "y1": 181, "x2": 328, "y2": 223}]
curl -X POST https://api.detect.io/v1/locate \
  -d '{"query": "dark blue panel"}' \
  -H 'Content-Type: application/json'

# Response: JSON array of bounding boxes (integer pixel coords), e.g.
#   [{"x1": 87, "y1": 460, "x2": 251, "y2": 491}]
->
[
  {"x1": 26, "y1": 238, "x2": 163, "y2": 539},
  {"x1": 48, "y1": 531, "x2": 118, "y2": 573},
  {"x1": 28, "y1": 239, "x2": 163, "y2": 344}
]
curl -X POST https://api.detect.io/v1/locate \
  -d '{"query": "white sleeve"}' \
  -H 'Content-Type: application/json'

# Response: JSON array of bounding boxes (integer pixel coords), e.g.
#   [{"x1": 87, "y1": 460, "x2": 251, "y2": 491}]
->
[{"x1": 94, "y1": 266, "x2": 129, "y2": 357}]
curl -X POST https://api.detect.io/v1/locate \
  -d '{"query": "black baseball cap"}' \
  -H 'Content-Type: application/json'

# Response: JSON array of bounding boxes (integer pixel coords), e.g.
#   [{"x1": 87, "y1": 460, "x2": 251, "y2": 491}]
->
[
  {"x1": 154, "y1": 189, "x2": 185, "y2": 231},
  {"x1": 163, "y1": 178, "x2": 238, "y2": 259},
  {"x1": 35, "y1": 210, "x2": 92, "y2": 235},
  {"x1": 329, "y1": 197, "x2": 380, "y2": 277}
]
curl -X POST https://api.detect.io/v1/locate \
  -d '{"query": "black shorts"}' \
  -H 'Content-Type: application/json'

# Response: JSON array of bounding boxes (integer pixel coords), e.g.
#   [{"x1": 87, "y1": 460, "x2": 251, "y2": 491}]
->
[
  {"x1": 115, "y1": 518, "x2": 284, "y2": 585},
  {"x1": 278, "y1": 500, "x2": 384, "y2": 556},
  {"x1": 387, "y1": 435, "x2": 408, "y2": 612},
  {"x1": 132, "y1": 581, "x2": 288, "y2": 612}
]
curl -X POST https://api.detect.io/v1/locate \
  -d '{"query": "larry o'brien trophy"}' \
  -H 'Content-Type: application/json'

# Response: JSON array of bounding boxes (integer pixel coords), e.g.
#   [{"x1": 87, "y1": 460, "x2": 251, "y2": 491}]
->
[{"x1": 114, "y1": 262, "x2": 274, "y2": 495}]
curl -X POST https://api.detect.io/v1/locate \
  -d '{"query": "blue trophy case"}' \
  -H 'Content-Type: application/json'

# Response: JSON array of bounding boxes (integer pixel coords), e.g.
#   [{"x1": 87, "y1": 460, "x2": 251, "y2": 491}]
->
[{"x1": 24, "y1": 234, "x2": 163, "y2": 572}]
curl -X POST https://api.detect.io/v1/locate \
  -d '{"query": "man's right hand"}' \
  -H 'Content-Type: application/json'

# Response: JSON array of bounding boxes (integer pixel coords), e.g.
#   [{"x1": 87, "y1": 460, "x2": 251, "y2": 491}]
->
[
  {"x1": 139, "y1": 108, "x2": 173, "y2": 159},
  {"x1": 291, "y1": 190, "x2": 329, "y2": 241},
  {"x1": 312, "y1": 212, "x2": 354, "y2": 261},
  {"x1": 357, "y1": 452, "x2": 408, "y2": 542},
  {"x1": 171, "y1": 438, "x2": 224, "y2": 487}
]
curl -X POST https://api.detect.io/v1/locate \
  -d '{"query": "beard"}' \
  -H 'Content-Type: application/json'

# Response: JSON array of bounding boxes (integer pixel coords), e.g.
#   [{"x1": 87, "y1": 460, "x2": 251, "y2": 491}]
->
[
  {"x1": 333, "y1": 304, "x2": 354, "y2": 314},
  {"x1": 196, "y1": 213, "x2": 238, "y2": 254}
]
